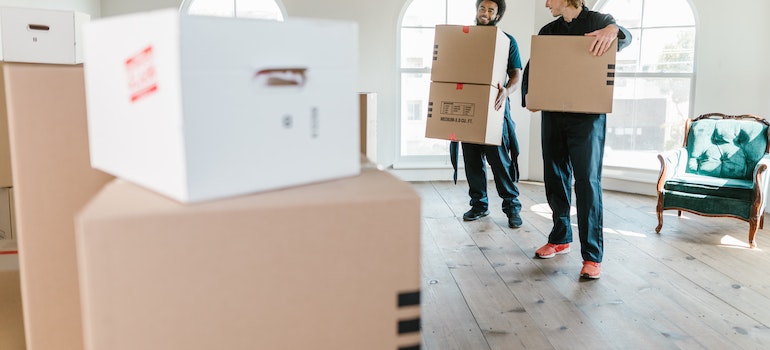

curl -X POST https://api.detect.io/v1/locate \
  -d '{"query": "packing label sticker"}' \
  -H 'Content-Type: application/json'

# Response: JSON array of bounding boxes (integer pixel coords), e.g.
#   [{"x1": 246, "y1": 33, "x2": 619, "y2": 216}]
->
[{"x1": 125, "y1": 45, "x2": 159, "y2": 103}]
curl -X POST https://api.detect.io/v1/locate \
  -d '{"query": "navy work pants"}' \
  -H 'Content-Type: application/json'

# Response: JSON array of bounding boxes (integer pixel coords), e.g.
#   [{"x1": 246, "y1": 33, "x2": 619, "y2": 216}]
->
[{"x1": 541, "y1": 112, "x2": 606, "y2": 263}]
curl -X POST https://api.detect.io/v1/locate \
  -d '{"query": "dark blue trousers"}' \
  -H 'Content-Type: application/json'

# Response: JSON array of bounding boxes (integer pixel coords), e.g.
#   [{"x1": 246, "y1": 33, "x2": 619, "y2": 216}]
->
[
  {"x1": 461, "y1": 119, "x2": 521, "y2": 216},
  {"x1": 541, "y1": 112, "x2": 605, "y2": 263}
]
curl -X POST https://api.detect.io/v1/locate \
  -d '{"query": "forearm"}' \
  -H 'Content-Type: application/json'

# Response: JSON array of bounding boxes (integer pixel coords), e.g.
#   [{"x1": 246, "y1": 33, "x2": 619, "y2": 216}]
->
[{"x1": 503, "y1": 68, "x2": 521, "y2": 95}]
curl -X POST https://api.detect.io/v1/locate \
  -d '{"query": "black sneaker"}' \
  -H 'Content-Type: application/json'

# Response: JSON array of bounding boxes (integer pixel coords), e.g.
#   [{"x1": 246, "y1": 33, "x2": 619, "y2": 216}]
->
[
  {"x1": 508, "y1": 212, "x2": 523, "y2": 228},
  {"x1": 462, "y1": 208, "x2": 489, "y2": 221}
]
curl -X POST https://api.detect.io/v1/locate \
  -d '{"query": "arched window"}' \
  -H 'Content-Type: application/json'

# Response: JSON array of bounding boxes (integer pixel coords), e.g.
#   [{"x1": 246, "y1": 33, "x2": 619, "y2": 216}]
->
[
  {"x1": 180, "y1": 0, "x2": 286, "y2": 21},
  {"x1": 398, "y1": 0, "x2": 475, "y2": 160},
  {"x1": 596, "y1": 0, "x2": 696, "y2": 170}
]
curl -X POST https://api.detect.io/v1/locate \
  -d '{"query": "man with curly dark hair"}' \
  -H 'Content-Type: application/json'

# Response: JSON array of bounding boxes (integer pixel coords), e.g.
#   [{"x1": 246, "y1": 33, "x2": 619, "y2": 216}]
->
[{"x1": 455, "y1": 0, "x2": 524, "y2": 229}]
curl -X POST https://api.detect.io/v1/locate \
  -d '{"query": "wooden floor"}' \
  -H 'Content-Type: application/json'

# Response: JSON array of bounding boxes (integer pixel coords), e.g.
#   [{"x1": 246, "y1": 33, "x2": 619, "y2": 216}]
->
[{"x1": 414, "y1": 180, "x2": 770, "y2": 350}]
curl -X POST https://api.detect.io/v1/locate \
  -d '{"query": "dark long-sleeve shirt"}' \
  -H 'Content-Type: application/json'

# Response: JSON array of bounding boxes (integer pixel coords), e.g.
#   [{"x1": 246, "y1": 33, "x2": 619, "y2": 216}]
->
[{"x1": 521, "y1": 6, "x2": 632, "y2": 107}]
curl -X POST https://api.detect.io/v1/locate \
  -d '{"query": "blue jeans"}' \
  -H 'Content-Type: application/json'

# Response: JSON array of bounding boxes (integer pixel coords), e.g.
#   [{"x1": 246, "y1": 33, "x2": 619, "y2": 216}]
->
[
  {"x1": 541, "y1": 112, "x2": 605, "y2": 263},
  {"x1": 461, "y1": 119, "x2": 521, "y2": 216}
]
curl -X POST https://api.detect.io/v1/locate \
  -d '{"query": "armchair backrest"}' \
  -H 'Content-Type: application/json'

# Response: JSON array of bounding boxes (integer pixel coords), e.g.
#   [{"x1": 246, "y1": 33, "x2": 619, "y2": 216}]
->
[{"x1": 684, "y1": 113, "x2": 770, "y2": 180}]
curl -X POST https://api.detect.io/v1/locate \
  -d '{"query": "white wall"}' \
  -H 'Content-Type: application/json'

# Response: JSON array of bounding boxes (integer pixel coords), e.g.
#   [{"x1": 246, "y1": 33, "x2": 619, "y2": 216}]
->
[
  {"x1": 0, "y1": 0, "x2": 99, "y2": 17},
  {"x1": 690, "y1": 0, "x2": 770, "y2": 117},
  {"x1": 100, "y1": 0, "x2": 177, "y2": 17}
]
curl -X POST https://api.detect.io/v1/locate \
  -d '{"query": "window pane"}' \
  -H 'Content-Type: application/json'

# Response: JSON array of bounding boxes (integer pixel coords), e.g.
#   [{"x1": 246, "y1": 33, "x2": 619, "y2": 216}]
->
[
  {"x1": 236, "y1": 0, "x2": 283, "y2": 20},
  {"x1": 615, "y1": 28, "x2": 641, "y2": 72},
  {"x1": 187, "y1": 0, "x2": 284, "y2": 20},
  {"x1": 597, "y1": 0, "x2": 642, "y2": 28},
  {"x1": 400, "y1": 28, "x2": 435, "y2": 69},
  {"x1": 402, "y1": 0, "x2": 446, "y2": 27},
  {"x1": 605, "y1": 76, "x2": 692, "y2": 169},
  {"x1": 639, "y1": 27, "x2": 695, "y2": 73},
  {"x1": 188, "y1": 0, "x2": 234, "y2": 16},
  {"x1": 446, "y1": 0, "x2": 475, "y2": 25},
  {"x1": 643, "y1": 0, "x2": 695, "y2": 27},
  {"x1": 401, "y1": 73, "x2": 448, "y2": 156}
]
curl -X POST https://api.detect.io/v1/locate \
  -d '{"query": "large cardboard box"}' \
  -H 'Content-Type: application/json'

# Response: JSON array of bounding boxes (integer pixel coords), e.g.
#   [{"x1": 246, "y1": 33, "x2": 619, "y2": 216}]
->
[
  {"x1": 430, "y1": 24, "x2": 510, "y2": 86},
  {"x1": 526, "y1": 35, "x2": 617, "y2": 114},
  {"x1": 83, "y1": 9, "x2": 360, "y2": 203},
  {"x1": 425, "y1": 82, "x2": 504, "y2": 145},
  {"x1": 0, "y1": 7, "x2": 89, "y2": 64},
  {"x1": 75, "y1": 167, "x2": 421, "y2": 350},
  {"x1": 4, "y1": 63, "x2": 114, "y2": 350}
]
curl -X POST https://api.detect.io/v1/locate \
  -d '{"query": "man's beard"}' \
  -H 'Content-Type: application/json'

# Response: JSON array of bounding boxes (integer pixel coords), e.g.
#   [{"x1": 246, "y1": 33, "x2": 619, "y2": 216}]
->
[{"x1": 475, "y1": 17, "x2": 498, "y2": 26}]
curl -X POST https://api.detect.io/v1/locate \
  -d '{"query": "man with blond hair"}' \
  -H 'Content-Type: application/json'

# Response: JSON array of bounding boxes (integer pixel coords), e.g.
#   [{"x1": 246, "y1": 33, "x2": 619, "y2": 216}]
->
[{"x1": 521, "y1": 0, "x2": 631, "y2": 279}]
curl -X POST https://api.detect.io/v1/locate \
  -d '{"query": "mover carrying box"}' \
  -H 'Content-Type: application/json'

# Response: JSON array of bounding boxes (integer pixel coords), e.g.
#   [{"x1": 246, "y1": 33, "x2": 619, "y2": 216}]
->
[
  {"x1": 425, "y1": 82, "x2": 504, "y2": 145},
  {"x1": 0, "y1": 7, "x2": 89, "y2": 64},
  {"x1": 430, "y1": 24, "x2": 510, "y2": 86},
  {"x1": 526, "y1": 35, "x2": 617, "y2": 114},
  {"x1": 425, "y1": 24, "x2": 511, "y2": 145},
  {"x1": 75, "y1": 167, "x2": 421, "y2": 350},
  {"x1": 83, "y1": 9, "x2": 360, "y2": 203}
]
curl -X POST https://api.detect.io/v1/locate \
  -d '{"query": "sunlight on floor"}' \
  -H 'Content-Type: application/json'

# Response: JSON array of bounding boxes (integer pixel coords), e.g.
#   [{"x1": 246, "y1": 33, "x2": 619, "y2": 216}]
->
[
  {"x1": 530, "y1": 203, "x2": 576, "y2": 218},
  {"x1": 718, "y1": 235, "x2": 757, "y2": 250},
  {"x1": 604, "y1": 227, "x2": 648, "y2": 238}
]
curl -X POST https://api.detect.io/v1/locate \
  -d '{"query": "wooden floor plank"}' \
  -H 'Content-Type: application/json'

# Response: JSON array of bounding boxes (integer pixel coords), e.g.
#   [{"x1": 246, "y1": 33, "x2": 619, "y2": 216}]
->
[{"x1": 414, "y1": 179, "x2": 770, "y2": 349}]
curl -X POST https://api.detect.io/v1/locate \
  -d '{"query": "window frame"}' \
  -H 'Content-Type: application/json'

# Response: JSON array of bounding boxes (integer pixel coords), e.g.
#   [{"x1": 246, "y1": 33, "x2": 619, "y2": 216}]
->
[{"x1": 595, "y1": 0, "x2": 698, "y2": 172}]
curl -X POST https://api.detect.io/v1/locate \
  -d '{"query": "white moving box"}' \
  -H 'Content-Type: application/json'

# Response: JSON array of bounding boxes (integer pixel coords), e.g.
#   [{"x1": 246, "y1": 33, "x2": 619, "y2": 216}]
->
[
  {"x1": 0, "y1": 7, "x2": 88, "y2": 64},
  {"x1": 83, "y1": 9, "x2": 360, "y2": 203}
]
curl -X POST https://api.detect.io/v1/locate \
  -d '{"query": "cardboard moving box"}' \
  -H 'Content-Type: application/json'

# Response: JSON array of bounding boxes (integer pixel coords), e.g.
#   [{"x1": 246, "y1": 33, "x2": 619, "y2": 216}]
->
[
  {"x1": 526, "y1": 35, "x2": 617, "y2": 114},
  {"x1": 0, "y1": 7, "x2": 89, "y2": 64},
  {"x1": 5, "y1": 63, "x2": 114, "y2": 350},
  {"x1": 76, "y1": 168, "x2": 421, "y2": 350},
  {"x1": 430, "y1": 25, "x2": 510, "y2": 86},
  {"x1": 425, "y1": 82, "x2": 504, "y2": 145},
  {"x1": 83, "y1": 9, "x2": 360, "y2": 203}
]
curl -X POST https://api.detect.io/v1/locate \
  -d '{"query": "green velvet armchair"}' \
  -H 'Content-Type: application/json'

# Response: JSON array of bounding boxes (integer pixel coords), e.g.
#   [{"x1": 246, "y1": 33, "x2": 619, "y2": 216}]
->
[{"x1": 656, "y1": 113, "x2": 770, "y2": 248}]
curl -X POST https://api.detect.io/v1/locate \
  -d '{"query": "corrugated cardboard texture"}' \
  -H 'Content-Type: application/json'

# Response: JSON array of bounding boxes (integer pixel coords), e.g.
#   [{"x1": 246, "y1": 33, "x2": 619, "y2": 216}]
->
[
  {"x1": 76, "y1": 168, "x2": 422, "y2": 350},
  {"x1": 0, "y1": 269, "x2": 25, "y2": 350},
  {"x1": 430, "y1": 25, "x2": 510, "y2": 86},
  {"x1": 4, "y1": 63, "x2": 114, "y2": 350},
  {"x1": 527, "y1": 35, "x2": 617, "y2": 114},
  {"x1": 426, "y1": 82, "x2": 503, "y2": 145}
]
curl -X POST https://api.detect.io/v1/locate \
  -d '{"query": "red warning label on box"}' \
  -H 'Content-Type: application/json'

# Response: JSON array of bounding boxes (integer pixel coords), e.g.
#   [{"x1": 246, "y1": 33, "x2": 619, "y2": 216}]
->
[{"x1": 125, "y1": 45, "x2": 158, "y2": 103}]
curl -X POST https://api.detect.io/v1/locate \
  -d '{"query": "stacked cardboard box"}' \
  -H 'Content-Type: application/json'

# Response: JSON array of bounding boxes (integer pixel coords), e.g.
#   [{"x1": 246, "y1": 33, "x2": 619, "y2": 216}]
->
[
  {"x1": 0, "y1": 8, "x2": 92, "y2": 350},
  {"x1": 526, "y1": 35, "x2": 617, "y2": 114},
  {"x1": 425, "y1": 24, "x2": 510, "y2": 145},
  {"x1": 74, "y1": 8, "x2": 422, "y2": 350},
  {"x1": 5, "y1": 63, "x2": 114, "y2": 350},
  {"x1": 0, "y1": 7, "x2": 88, "y2": 64},
  {"x1": 75, "y1": 167, "x2": 422, "y2": 350},
  {"x1": 82, "y1": 9, "x2": 360, "y2": 203}
]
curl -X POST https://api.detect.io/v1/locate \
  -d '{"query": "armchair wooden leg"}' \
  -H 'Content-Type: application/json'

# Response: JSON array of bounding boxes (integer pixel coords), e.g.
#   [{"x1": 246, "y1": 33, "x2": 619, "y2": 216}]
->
[
  {"x1": 655, "y1": 210, "x2": 663, "y2": 233},
  {"x1": 749, "y1": 218, "x2": 759, "y2": 249}
]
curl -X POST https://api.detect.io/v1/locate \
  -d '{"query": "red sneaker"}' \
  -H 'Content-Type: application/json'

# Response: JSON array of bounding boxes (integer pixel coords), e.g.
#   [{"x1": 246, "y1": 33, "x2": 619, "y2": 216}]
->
[
  {"x1": 580, "y1": 261, "x2": 601, "y2": 279},
  {"x1": 534, "y1": 243, "x2": 570, "y2": 259}
]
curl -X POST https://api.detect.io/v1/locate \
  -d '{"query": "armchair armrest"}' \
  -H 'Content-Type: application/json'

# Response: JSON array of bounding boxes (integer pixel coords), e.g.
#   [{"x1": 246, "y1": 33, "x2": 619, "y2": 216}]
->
[{"x1": 657, "y1": 148, "x2": 688, "y2": 193}]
